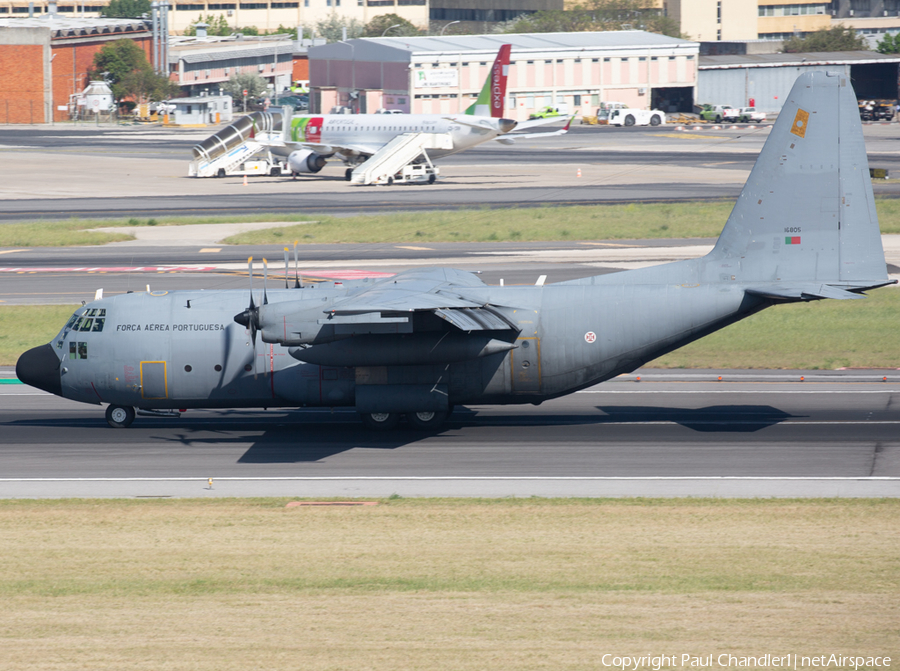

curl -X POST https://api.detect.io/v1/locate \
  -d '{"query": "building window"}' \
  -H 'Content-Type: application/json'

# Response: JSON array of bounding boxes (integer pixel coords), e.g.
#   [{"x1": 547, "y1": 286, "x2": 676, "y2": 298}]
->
[{"x1": 758, "y1": 4, "x2": 827, "y2": 16}]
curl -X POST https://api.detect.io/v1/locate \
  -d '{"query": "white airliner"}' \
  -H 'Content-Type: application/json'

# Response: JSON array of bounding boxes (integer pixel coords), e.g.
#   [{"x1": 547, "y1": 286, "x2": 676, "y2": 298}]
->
[{"x1": 263, "y1": 44, "x2": 571, "y2": 180}]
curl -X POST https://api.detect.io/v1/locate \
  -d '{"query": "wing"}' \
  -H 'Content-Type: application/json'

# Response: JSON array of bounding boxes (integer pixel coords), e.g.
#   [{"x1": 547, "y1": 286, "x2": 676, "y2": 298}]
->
[
  {"x1": 513, "y1": 115, "x2": 572, "y2": 132},
  {"x1": 327, "y1": 268, "x2": 520, "y2": 332},
  {"x1": 497, "y1": 116, "x2": 573, "y2": 142}
]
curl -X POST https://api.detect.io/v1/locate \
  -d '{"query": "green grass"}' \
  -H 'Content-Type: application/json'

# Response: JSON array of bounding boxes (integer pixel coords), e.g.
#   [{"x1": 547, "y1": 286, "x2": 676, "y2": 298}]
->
[
  {"x1": 1, "y1": 499, "x2": 897, "y2": 670},
  {"x1": 0, "y1": 305, "x2": 76, "y2": 366},
  {"x1": 2, "y1": 289, "x2": 898, "y2": 368},
  {"x1": 2, "y1": 198, "x2": 899, "y2": 247},
  {"x1": 650, "y1": 287, "x2": 900, "y2": 369}
]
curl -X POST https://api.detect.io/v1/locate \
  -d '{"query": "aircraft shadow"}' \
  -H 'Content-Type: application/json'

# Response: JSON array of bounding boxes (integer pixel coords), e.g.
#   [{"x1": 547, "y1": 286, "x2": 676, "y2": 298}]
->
[{"x1": 594, "y1": 405, "x2": 798, "y2": 432}]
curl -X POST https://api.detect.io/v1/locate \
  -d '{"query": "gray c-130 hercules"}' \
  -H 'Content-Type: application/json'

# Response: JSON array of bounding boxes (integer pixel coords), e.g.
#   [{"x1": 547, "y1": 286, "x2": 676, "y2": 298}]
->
[{"x1": 17, "y1": 72, "x2": 896, "y2": 429}]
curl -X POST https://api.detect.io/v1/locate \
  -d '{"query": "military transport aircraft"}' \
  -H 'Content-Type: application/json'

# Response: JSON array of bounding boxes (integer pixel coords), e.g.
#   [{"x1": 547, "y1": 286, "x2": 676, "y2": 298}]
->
[
  {"x1": 17, "y1": 72, "x2": 895, "y2": 430},
  {"x1": 262, "y1": 44, "x2": 572, "y2": 180}
]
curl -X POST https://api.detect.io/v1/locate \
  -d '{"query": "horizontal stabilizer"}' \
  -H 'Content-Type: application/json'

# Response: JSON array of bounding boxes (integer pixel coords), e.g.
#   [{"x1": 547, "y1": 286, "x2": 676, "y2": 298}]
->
[{"x1": 745, "y1": 284, "x2": 865, "y2": 301}]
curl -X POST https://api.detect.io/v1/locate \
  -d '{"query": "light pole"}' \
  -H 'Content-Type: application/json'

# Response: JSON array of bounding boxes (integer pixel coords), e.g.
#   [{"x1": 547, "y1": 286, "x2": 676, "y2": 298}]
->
[
  {"x1": 440, "y1": 20, "x2": 460, "y2": 36},
  {"x1": 339, "y1": 40, "x2": 356, "y2": 112},
  {"x1": 382, "y1": 23, "x2": 401, "y2": 37}
]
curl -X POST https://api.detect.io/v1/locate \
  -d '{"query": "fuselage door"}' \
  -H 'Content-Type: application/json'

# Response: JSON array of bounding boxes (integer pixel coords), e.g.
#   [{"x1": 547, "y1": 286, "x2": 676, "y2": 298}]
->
[{"x1": 140, "y1": 361, "x2": 168, "y2": 399}]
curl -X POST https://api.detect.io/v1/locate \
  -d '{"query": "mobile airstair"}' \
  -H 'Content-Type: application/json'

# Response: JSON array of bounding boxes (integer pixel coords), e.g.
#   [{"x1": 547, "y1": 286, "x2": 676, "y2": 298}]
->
[
  {"x1": 350, "y1": 132, "x2": 453, "y2": 186},
  {"x1": 189, "y1": 111, "x2": 286, "y2": 178}
]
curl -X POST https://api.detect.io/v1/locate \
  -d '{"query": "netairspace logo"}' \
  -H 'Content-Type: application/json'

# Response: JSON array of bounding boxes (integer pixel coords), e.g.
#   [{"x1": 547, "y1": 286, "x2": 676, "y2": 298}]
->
[{"x1": 600, "y1": 654, "x2": 892, "y2": 670}]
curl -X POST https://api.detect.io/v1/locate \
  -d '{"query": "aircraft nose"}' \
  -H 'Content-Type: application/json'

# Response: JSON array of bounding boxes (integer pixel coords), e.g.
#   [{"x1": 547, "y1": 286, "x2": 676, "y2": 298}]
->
[
  {"x1": 16, "y1": 343, "x2": 62, "y2": 396},
  {"x1": 498, "y1": 118, "x2": 517, "y2": 133}
]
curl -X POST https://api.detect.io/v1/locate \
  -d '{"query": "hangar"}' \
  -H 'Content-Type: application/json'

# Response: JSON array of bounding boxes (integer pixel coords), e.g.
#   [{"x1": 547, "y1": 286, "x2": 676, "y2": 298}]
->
[
  {"x1": 308, "y1": 31, "x2": 700, "y2": 119},
  {"x1": 699, "y1": 51, "x2": 900, "y2": 114},
  {"x1": 0, "y1": 15, "x2": 151, "y2": 123}
]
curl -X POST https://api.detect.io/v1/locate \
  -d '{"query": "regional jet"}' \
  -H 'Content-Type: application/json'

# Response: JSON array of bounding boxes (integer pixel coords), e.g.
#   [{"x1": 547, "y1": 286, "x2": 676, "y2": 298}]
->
[
  {"x1": 262, "y1": 44, "x2": 571, "y2": 180},
  {"x1": 18, "y1": 73, "x2": 895, "y2": 430}
]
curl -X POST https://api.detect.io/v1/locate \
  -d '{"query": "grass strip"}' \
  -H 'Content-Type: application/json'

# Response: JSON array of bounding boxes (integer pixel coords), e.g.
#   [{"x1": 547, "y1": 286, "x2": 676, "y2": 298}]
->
[
  {"x1": 1, "y1": 498, "x2": 897, "y2": 670},
  {"x1": 2, "y1": 289, "x2": 898, "y2": 368},
  {"x1": 2, "y1": 199, "x2": 900, "y2": 247}
]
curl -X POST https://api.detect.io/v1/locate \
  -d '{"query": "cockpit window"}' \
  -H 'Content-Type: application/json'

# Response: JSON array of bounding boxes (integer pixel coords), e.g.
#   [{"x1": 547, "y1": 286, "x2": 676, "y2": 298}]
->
[
  {"x1": 92, "y1": 318, "x2": 105, "y2": 332},
  {"x1": 79, "y1": 318, "x2": 94, "y2": 332}
]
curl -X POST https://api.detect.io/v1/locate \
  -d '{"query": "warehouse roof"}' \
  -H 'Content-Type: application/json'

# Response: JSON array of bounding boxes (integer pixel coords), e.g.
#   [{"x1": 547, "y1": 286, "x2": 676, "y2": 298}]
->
[
  {"x1": 700, "y1": 50, "x2": 900, "y2": 69},
  {"x1": 0, "y1": 16, "x2": 149, "y2": 38},
  {"x1": 311, "y1": 30, "x2": 698, "y2": 62}
]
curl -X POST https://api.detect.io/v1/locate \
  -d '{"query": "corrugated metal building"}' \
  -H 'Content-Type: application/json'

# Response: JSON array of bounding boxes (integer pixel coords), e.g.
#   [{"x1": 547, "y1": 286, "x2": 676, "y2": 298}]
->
[
  {"x1": 309, "y1": 32, "x2": 700, "y2": 119},
  {"x1": 699, "y1": 51, "x2": 900, "y2": 114}
]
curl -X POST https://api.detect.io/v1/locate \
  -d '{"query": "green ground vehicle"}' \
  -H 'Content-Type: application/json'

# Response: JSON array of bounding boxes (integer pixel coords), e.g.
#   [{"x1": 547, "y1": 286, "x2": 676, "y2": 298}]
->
[{"x1": 529, "y1": 106, "x2": 563, "y2": 120}]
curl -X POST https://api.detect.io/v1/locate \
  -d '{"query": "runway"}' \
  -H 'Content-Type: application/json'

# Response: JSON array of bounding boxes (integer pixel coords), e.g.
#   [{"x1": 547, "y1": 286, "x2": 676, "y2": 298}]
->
[
  {"x1": 4, "y1": 123, "x2": 900, "y2": 220},
  {"x1": 2, "y1": 370, "x2": 898, "y2": 498}
]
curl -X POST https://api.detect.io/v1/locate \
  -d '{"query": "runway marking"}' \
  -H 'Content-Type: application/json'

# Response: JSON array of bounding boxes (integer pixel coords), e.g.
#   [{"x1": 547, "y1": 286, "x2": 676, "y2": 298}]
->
[
  {"x1": 578, "y1": 389, "x2": 900, "y2": 394},
  {"x1": 396, "y1": 245, "x2": 434, "y2": 251},
  {"x1": 578, "y1": 242, "x2": 643, "y2": 248},
  {"x1": 0, "y1": 266, "x2": 217, "y2": 273},
  {"x1": 0, "y1": 249, "x2": 26, "y2": 255},
  {"x1": 198, "y1": 248, "x2": 221, "y2": 253},
  {"x1": 1, "y1": 476, "x2": 898, "y2": 482}
]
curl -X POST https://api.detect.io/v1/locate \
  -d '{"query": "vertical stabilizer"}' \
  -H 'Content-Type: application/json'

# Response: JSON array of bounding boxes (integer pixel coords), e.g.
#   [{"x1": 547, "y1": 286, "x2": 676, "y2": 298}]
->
[
  {"x1": 709, "y1": 71, "x2": 888, "y2": 287},
  {"x1": 465, "y1": 44, "x2": 511, "y2": 117}
]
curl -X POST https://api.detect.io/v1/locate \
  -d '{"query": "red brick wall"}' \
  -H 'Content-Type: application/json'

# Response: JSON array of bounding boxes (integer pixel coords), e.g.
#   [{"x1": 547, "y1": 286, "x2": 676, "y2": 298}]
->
[
  {"x1": 0, "y1": 44, "x2": 45, "y2": 124},
  {"x1": 52, "y1": 36, "x2": 154, "y2": 121}
]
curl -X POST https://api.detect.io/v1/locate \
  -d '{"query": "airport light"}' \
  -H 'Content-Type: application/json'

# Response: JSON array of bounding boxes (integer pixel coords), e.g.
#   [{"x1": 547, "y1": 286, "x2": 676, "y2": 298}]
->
[
  {"x1": 382, "y1": 23, "x2": 401, "y2": 36},
  {"x1": 440, "y1": 20, "x2": 460, "y2": 36}
]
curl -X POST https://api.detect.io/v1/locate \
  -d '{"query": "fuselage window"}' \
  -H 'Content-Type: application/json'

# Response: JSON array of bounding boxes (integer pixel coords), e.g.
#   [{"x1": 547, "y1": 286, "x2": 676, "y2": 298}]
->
[
  {"x1": 78, "y1": 342, "x2": 87, "y2": 359},
  {"x1": 70, "y1": 342, "x2": 87, "y2": 359},
  {"x1": 69, "y1": 342, "x2": 77, "y2": 360}
]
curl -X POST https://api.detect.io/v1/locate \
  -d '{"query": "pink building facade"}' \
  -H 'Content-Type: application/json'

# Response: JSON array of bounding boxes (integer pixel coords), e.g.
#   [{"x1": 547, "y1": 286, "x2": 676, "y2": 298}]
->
[{"x1": 310, "y1": 32, "x2": 700, "y2": 118}]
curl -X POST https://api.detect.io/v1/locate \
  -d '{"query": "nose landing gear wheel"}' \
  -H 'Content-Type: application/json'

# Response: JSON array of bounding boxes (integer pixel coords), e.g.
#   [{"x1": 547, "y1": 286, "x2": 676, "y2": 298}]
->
[
  {"x1": 106, "y1": 404, "x2": 135, "y2": 428},
  {"x1": 406, "y1": 410, "x2": 449, "y2": 430},
  {"x1": 360, "y1": 412, "x2": 401, "y2": 430}
]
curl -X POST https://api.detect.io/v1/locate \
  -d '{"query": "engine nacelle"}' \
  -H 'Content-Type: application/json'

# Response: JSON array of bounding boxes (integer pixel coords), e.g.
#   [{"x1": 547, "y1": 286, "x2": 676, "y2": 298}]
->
[{"x1": 288, "y1": 149, "x2": 327, "y2": 174}]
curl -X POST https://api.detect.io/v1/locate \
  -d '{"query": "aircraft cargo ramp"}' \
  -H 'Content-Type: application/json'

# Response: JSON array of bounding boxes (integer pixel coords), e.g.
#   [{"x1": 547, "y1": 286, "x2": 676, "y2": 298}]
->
[
  {"x1": 351, "y1": 132, "x2": 453, "y2": 185},
  {"x1": 190, "y1": 111, "x2": 283, "y2": 178}
]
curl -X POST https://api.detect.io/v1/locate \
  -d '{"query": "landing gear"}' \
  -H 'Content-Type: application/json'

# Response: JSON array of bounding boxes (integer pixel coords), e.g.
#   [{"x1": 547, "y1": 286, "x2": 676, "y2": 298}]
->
[
  {"x1": 360, "y1": 411, "x2": 401, "y2": 430},
  {"x1": 406, "y1": 410, "x2": 449, "y2": 430},
  {"x1": 106, "y1": 404, "x2": 135, "y2": 428}
]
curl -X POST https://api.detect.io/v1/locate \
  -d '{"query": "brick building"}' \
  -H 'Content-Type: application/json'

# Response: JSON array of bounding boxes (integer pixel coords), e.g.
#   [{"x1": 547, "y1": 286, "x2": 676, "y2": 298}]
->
[{"x1": 0, "y1": 16, "x2": 151, "y2": 123}]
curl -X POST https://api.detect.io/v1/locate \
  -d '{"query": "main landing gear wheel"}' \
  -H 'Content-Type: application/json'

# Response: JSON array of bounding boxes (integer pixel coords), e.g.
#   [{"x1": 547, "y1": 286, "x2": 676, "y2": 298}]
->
[
  {"x1": 345, "y1": 167, "x2": 353, "y2": 181},
  {"x1": 406, "y1": 410, "x2": 448, "y2": 430},
  {"x1": 106, "y1": 404, "x2": 135, "y2": 428},
  {"x1": 361, "y1": 412, "x2": 401, "y2": 430}
]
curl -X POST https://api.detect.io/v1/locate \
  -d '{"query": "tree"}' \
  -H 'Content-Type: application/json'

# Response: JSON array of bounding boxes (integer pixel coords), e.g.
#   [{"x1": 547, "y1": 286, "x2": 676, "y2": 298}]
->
[
  {"x1": 221, "y1": 72, "x2": 268, "y2": 103},
  {"x1": 100, "y1": 0, "x2": 151, "y2": 18},
  {"x1": 876, "y1": 32, "x2": 900, "y2": 54},
  {"x1": 88, "y1": 39, "x2": 152, "y2": 100},
  {"x1": 183, "y1": 14, "x2": 232, "y2": 37},
  {"x1": 315, "y1": 12, "x2": 365, "y2": 42},
  {"x1": 120, "y1": 68, "x2": 181, "y2": 104},
  {"x1": 782, "y1": 27, "x2": 868, "y2": 53},
  {"x1": 494, "y1": 0, "x2": 685, "y2": 39},
  {"x1": 363, "y1": 13, "x2": 421, "y2": 38}
]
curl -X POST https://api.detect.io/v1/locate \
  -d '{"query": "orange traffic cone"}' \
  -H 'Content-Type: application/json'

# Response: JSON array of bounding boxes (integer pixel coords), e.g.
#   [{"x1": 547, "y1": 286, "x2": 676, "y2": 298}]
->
[
  {"x1": 243, "y1": 175, "x2": 248, "y2": 186},
  {"x1": 576, "y1": 168, "x2": 582, "y2": 178}
]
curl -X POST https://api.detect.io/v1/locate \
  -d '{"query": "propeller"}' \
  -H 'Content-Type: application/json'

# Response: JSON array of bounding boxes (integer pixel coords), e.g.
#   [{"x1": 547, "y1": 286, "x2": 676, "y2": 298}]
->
[
  {"x1": 262, "y1": 258, "x2": 269, "y2": 305},
  {"x1": 233, "y1": 256, "x2": 260, "y2": 347}
]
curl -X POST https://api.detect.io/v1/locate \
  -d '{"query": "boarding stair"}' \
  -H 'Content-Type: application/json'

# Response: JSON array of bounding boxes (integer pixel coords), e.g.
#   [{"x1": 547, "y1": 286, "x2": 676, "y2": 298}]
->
[
  {"x1": 189, "y1": 111, "x2": 283, "y2": 177},
  {"x1": 350, "y1": 132, "x2": 453, "y2": 186}
]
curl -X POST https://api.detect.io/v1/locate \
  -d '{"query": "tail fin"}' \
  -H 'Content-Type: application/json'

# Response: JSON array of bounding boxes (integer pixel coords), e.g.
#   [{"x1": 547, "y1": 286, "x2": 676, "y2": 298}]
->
[
  {"x1": 465, "y1": 44, "x2": 511, "y2": 118},
  {"x1": 709, "y1": 71, "x2": 890, "y2": 291}
]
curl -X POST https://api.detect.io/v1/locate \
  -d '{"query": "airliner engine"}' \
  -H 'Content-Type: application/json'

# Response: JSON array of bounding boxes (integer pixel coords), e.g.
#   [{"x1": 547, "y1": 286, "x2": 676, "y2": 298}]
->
[{"x1": 288, "y1": 149, "x2": 327, "y2": 173}]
